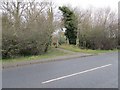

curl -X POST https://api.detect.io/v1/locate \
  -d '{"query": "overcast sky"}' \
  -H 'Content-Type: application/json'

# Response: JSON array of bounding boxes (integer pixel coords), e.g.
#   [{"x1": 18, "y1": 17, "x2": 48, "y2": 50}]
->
[
  {"x1": 44, "y1": 0, "x2": 119, "y2": 11},
  {"x1": 2, "y1": 0, "x2": 119, "y2": 11}
]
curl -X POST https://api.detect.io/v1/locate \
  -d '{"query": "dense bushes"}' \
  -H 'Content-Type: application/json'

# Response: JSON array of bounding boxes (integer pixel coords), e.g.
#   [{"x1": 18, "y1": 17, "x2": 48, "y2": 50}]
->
[
  {"x1": 79, "y1": 30, "x2": 118, "y2": 50},
  {"x1": 77, "y1": 8, "x2": 118, "y2": 50},
  {"x1": 2, "y1": 2, "x2": 54, "y2": 59},
  {"x1": 2, "y1": 16, "x2": 52, "y2": 59}
]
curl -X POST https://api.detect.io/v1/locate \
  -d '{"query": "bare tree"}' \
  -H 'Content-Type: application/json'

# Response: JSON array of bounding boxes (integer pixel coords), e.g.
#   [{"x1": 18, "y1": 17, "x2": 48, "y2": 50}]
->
[
  {"x1": 2, "y1": 0, "x2": 55, "y2": 58},
  {"x1": 76, "y1": 7, "x2": 118, "y2": 49}
]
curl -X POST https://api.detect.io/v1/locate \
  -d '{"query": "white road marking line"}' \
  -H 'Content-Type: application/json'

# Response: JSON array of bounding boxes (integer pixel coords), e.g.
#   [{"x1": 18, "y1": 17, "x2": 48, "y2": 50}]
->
[{"x1": 42, "y1": 64, "x2": 112, "y2": 84}]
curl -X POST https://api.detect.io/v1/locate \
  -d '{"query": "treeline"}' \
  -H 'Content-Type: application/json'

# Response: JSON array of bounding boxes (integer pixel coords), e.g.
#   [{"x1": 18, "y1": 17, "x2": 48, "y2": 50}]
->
[
  {"x1": 76, "y1": 8, "x2": 118, "y2": 50},
  {"x1": 2, "y1": 1, "x2": 54, "y2": 59},
  {"x1": 59, "y1": 7, "x2": 118, "y2": 50},
  {"x1": 1, "y1": 1, "x2": 118, "y2": 59}
]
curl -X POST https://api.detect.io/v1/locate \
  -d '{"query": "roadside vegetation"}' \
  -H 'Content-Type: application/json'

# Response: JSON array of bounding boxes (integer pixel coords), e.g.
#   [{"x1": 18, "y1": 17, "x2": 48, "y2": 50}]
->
[
  {"x1": 3, "y1": 48, "x2": 69, "y2": 63},
  {"x1": 1, "y1": 0, "x2": 119, "y2": 63},
  {"x1": 2, "y1": 1, "x2": 54, "y2": 59},
  {"x1": 59, "y1": 44, "x2": 118, "y2": 54}
]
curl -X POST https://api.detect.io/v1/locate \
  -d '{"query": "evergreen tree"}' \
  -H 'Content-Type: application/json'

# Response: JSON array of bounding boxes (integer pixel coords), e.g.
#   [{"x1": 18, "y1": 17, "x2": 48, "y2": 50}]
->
[{"x1": 59, "y1": 6, "x2": 78, "y2": 45}]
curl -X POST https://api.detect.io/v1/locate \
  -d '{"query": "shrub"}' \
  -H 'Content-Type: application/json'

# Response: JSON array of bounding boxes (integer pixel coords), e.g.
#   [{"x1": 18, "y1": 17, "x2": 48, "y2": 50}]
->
[{"x1": 2, "y1": 2, "x2": 54, "y2": 59}]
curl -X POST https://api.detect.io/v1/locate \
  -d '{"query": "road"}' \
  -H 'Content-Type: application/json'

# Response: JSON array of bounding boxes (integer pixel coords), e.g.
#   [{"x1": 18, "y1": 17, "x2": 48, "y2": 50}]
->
[{"x1": 2, "y1": 52, "x2": 118, "y2": 88}]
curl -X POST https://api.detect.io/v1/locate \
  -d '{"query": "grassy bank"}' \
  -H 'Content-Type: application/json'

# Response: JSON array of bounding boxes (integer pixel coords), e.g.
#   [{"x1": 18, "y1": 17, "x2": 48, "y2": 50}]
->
[
  {"x1": 59, "y1": 44, "x2": 117, "y2": 54},
  {"x1": 2, "y1": 48, "x2": 70, "y2": 63},
  {"x1": 2, "y1": 44, "x2": 118, "y2": 64}
]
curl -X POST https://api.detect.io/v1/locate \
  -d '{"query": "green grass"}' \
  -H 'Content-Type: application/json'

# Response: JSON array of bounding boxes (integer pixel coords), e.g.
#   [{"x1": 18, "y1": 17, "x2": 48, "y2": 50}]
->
[
  {"x1": 2, "y1": 45, "x2": 118, "y2": 64},
  {"x1": 59, "y1": 44, "x2": 117, "y2": 54},
  {"x1": 2, "y1": 48, "x2": 69, "y2": 64},
  {"x1": 0, "y1": 59, "x2": 2, "y2": 64}
]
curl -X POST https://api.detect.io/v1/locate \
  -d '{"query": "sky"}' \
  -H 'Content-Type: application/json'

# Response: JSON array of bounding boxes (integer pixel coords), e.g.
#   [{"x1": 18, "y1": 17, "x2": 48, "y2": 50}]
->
[
  {"x1": 46, "y1": 0, "x2": 119, "y2": 33},
  {"x1": 44, "y1": 0, "x2": 119, "y2": 11},
  {"x1": 1, "y1": 0, "x2": 119, "y2": 11}
]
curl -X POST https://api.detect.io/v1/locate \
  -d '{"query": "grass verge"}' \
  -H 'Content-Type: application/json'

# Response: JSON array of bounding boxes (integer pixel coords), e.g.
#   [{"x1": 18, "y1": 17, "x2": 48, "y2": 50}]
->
[
  {"x1": 59, "y1": 44, "x2": 117, "y2": 54},
  {"x1": 2, "y1": 48, "x2": 70, "y2": 64}
]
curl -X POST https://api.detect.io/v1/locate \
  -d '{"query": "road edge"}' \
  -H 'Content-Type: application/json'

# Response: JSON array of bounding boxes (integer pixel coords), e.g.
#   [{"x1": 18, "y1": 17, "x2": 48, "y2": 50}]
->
[{"x1": 2, "y1": 53, "x2": 94, "y2": 69}]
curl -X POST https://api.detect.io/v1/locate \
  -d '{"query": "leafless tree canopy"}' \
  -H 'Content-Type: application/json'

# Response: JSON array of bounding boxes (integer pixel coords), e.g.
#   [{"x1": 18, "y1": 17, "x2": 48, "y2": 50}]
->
[
  {"x1": 1, "y1": 1, "x2": 118, "y2": 59},
  {"x1": 2, "y1": 0, "x2": 55, "y2": 58},
  {"x1": 76, "y1": 7, "x2": 118, "y2": 49}
]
